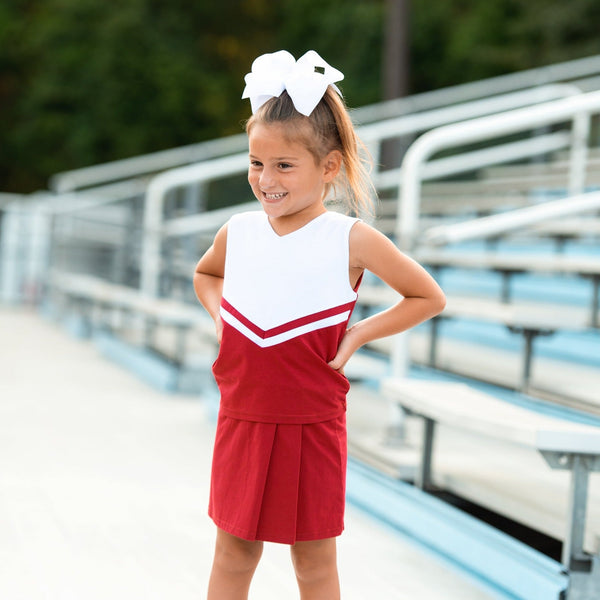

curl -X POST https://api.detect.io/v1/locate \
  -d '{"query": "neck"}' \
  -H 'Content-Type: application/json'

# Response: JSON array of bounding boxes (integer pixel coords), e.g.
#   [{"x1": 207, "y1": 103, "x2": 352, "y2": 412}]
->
[{"x1": 267, "y1": 204, "x2": 327, "y2": 236}]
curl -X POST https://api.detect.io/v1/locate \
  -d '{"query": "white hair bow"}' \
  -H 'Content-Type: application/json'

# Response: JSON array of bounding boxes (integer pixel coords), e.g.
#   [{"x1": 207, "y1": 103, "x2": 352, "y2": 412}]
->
[{"x1": 242, "y1": 50, "x2": 344, "y2": 117}]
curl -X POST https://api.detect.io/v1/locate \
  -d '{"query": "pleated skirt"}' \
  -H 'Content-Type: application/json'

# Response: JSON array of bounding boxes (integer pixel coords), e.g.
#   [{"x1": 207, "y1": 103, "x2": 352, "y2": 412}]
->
[{"x1": 209, "y1": 412, "x2": 347, "y2": 545}]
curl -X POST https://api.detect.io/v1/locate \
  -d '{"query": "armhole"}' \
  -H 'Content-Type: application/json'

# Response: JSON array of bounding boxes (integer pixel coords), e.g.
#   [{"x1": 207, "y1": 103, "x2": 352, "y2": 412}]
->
[
  {"x1": 216, "y1": 221, "x2": 230, "y2": 281},
  {"x1": 348, "y1": 218, "x2": 364, "y2": 292}
]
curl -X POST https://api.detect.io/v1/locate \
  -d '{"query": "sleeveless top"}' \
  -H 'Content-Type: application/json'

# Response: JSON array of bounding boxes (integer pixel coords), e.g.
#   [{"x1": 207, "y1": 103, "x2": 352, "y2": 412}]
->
[{"x1": 212, "y1": 210, "x2": 360, "y2": 424}]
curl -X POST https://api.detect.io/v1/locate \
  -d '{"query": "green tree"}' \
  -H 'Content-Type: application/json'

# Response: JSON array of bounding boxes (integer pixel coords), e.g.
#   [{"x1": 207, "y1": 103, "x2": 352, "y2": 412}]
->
[
  {"x1": 410, "y1": 0, "x2": 600, "y2": 91},
  {"x1": 6, "y1": 0, "x2": 279, "y2": 190},
  {"x1": 2, "y1": 0, "x2": 600, "y2": 193},
  {"x1": 0, "y1": 0, "x2": 36, "y2": 191},
  {"x1": 2, "y1": 0, "x2": 384, "y2": 192}
]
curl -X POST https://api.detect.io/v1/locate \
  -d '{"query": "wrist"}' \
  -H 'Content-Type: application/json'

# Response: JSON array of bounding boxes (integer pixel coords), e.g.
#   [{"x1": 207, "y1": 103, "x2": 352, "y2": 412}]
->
[{"x1": 344, "y1": 322, "x2": 365, "y2": 354}]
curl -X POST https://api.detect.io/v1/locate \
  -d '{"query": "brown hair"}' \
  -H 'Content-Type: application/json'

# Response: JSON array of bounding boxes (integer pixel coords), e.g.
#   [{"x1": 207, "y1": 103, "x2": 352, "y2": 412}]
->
[{"x1": 245, "y1": 87, "x2": 376, "y2": 217}]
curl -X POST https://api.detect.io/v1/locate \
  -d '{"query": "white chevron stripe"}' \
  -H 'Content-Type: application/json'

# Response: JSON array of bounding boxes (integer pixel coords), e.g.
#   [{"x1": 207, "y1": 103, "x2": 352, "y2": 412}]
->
[{"x1": 220, "y1": 307, "x2": 350, "y2": 348}]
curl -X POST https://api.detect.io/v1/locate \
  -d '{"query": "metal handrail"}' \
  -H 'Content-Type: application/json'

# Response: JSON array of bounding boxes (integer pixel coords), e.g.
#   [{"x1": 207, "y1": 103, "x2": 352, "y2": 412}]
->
[
  {"x1": 386, "y1": 189, "x2": 600, "y2": 378},
  {"x1": 386, "y1": 90, "x2": 600, "y2": 378},
  {"x1": 397, "y1": 90, "x2": 600, "y2": 251},
  {"x1": 141, "y1": 153, "x2": 250, "y2": 296},
  {"x1": 358, "y1": 84, "x2": 581, "y2": 159},
  {"x1": 49, "y1": 134, "x2": 249, "y2": 194},
  {"x1": 423, "y1": 190, "x2": 600, "y2": 245},
  {"x1": 375, "y1": 131, "x2": 572, "y2": 190}
]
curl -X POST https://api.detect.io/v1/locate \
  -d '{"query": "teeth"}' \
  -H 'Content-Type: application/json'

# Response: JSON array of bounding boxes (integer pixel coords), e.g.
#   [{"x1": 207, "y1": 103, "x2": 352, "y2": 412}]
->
[{"x1": 264, "y1": 192, "x2": 286, "y2": 200}]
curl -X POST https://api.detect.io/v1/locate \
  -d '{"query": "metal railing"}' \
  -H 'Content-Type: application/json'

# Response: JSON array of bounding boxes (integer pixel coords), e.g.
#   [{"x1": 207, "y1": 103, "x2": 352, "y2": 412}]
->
[
  {"x1": 359, "y1": 83, "x2": 581, "y2": 168},
  {"x1": 49, "y1": 134, "x2": 249, "y2": 194},
  {"x1": 384, "y1": 90, "x2": 600, "y2": 378},
  {"x1": 423, "y1": 190, "x2": 600, "y2": 246},
  {"x1": 397, "y1": 90, "x2": 600, "y2": 251},
  {"x1": 141, "y1": 153, "x2": 251, "y2": 296}
]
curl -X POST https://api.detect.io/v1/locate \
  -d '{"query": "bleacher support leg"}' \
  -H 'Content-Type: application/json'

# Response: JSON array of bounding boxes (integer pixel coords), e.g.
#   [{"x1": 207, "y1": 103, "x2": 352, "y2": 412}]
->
[
  {"x1": 563, "y1": 454, "x2": 592, "y2": 573},
  {"x1": 500, "y1": 271, "x2": 512, "y2": 303},
  {"x1": 513, "y1": 327, "x2": 554, "y2": 392},
  {"x1": 143, "y1": 317, "x2": 157, "y2": 350},
  {"x1": 416, "y1": 417, "x2": 436, "y2": 490},
  {"x1": 175, "y1": 325, "x2": 187, "y2": 365},
  {"x1": 590, "y1": 275, "x2": 599, "y2": 329},
  {"x1": 541, "y1": 451, "x2": 600, "y2": 599},
  {"x1": 428, "y1": 317, "x2": 440, "y2": 367},
  {"x1": 521, "y1": 329, "x2": 535, "y2": 391}
]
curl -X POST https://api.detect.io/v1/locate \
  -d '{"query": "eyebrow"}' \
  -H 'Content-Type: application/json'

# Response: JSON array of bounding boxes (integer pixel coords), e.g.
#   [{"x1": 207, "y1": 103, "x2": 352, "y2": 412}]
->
[{"x1": 249, "y1": 154, "x2": 299, "y2": 161}]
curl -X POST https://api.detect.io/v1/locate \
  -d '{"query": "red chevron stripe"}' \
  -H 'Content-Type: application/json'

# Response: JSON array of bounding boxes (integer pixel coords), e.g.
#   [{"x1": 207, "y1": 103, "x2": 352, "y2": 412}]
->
[{"x1": 221, "y1": 298, "x2": 356, "y2": 340}]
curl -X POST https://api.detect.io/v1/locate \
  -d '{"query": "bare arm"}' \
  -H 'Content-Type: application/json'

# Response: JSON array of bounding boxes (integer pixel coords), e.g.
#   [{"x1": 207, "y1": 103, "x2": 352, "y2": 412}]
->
[
  {"x1": 329, "y1": 221, "x2": 446, "y2": 371},
  {"x1": 193, "y1": 224, "x2": 227, "y2": 343}
]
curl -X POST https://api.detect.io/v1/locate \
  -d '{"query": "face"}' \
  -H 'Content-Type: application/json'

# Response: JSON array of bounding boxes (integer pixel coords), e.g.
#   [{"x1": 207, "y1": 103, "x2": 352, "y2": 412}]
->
[{"x1": 247, "y1": 122, "x2": 340, "y2": 224}]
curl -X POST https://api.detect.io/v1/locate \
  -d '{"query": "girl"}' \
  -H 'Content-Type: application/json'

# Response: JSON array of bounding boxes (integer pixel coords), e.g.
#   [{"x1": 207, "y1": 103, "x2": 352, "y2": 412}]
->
[{"x1": 194, "y1": 50, "x2": 446, "y2": 600}]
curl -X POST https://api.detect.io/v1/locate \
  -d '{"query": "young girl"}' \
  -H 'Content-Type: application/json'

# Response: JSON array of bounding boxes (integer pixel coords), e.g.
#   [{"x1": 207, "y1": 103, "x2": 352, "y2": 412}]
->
[{"x1": 194, "y1": 50, "x2": 445, "y2": 600}]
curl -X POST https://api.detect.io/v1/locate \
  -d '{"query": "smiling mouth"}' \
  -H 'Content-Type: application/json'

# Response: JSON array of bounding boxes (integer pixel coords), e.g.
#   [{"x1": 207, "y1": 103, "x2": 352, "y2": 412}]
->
[{"x1": 263, "y1": 192, "x2": 288, "y2": 201}]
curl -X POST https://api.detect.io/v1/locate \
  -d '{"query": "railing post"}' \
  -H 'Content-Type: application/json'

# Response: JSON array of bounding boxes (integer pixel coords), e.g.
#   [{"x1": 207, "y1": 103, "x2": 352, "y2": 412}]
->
[
  {"x1": 415, "y1": 416, "x2": 436, "y2": 490},
  {"x1": 562, "y1": 454, "x2": 592, "y2": 572},
  {"x1": 140, "y1": 154, "x2": 248, "y2": 298},
  {"x1": 390, "y1": 330, "x2": 410, "y2": 377},
  {"x1": 396, "y1": 134, "x2": 435, "y2": 252},
  {"x1": 540, "y1": 449, "x2": 600, "y2": 597},
  {"x1": 141, "y1": 180, "x2": 165, "y2": 298},
  {"x1": 568, "y1": 111, "x2": 591, "y2": 197}
]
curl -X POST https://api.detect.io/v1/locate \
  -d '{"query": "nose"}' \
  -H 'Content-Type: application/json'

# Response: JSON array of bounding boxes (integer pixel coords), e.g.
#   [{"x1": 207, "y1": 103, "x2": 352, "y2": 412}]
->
[{"x1": 259, "y1": 167, "x2": 276, "y2": 189}]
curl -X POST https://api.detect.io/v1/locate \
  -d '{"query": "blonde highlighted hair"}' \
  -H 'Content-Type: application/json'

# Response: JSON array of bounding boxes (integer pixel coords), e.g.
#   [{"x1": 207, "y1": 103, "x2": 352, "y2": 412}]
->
[{"x1": 245, "y1": 87, "x2": 376, "y2": 217}]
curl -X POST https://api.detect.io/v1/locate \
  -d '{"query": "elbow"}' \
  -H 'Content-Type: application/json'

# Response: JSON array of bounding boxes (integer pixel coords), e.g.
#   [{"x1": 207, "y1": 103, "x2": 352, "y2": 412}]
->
[{"x1": 431, "y1": 289, "x2": 446, "y2": 317}]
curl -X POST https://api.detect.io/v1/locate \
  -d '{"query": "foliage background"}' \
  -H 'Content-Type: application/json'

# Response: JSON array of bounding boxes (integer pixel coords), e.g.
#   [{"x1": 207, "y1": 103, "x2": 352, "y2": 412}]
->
[{"x1": 1, "y1": 0, "x2": 600, "y2": 192}]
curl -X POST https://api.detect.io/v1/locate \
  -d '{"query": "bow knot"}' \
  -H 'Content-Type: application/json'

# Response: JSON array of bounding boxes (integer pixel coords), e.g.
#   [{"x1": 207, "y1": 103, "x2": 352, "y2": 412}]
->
[{"x1": 242, "y1": 50, "x2": 344, "y2": 117}]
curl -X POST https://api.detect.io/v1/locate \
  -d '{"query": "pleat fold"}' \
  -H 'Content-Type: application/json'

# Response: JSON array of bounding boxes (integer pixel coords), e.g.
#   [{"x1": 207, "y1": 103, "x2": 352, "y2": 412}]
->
[{"x1": 209, "y1": 413, "x2": 346, "y2": 544}]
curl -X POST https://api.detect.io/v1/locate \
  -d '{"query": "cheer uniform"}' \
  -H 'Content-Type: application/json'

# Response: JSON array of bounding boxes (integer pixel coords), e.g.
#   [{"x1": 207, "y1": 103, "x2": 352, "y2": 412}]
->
[{"x1": 209, "y1": 210, "x2": 360, "y2": 544}]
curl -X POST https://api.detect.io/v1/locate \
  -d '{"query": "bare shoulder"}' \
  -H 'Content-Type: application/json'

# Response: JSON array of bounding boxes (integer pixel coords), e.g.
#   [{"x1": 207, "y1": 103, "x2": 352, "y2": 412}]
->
[
  {"x1": 349, "y1": 221, "x2": 445, "y2": 301},
  {"x1": 349, "y1": 220, "x2": 405, "y2": 270},
  {"x1": 212, "y1": 222, "x2": 228, "y2": 253},
  {"x1": 194, "y1": 223, "x2": 228, "y2": 277}
]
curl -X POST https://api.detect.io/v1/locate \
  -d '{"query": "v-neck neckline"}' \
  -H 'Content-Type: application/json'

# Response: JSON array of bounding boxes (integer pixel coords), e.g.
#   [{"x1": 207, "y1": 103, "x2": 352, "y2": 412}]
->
[{"x1": 265, "y1": 211, "x2": 328, "y2": 238}]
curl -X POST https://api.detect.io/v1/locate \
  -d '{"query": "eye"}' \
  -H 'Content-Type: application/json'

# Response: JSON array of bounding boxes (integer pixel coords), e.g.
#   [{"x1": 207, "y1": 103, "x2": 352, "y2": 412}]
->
[
  {"x1": 278, "y1": 162, "x2": 293, "y2": 169},
  {"x1": 249, "y1": 160, "x2": 262, "y2": 168}
]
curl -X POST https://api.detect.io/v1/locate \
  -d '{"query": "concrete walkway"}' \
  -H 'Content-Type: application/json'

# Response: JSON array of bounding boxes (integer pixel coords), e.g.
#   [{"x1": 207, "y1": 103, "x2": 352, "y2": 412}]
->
[{"x1": 0, "y1": 308, "x2": 497, "y2": 600}]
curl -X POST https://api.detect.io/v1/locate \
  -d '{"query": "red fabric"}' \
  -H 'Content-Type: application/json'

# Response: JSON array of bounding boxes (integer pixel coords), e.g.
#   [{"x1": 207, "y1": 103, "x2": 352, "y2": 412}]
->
[
  {"x1": 209, "y1": 413, "x2": 347, "y2": 544},
  {"x1": 212, "y1": 319, "x2": 351, "y2": 424}
]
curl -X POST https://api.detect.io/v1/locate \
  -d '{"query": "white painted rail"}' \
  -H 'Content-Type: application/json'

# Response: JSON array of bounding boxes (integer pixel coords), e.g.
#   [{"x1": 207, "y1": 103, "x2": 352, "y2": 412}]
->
[
  {"x1": 397, "y1": 90, "x2": 600, "y2": 251},
  {"x1": 422, "y1": 190, "x2": 600, "y2": 246}
]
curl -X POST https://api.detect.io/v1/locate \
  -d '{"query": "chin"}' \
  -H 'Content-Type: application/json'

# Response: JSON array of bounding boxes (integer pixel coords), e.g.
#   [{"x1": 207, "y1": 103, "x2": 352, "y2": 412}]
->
[{"x1": 259, "y1": 200, "x2": 286, "y2": 215}]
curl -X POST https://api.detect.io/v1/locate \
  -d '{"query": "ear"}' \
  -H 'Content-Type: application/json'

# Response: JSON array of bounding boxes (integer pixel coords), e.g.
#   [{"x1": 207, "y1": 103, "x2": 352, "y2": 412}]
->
[{"x1": 322, "y1": 150, "x2": 343, "y2": 182}]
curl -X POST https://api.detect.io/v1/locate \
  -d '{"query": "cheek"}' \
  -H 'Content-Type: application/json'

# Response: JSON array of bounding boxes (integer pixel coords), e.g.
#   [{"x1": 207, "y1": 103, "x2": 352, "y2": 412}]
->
[{"x1": 248, "y1": 172, "x2": 262, "y2": 199}]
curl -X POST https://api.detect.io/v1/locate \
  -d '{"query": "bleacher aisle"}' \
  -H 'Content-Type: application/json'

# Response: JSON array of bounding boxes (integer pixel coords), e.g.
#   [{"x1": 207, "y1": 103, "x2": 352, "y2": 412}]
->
[{"x1": 0, "y1": 309, "x2": 496, "y2": 600}]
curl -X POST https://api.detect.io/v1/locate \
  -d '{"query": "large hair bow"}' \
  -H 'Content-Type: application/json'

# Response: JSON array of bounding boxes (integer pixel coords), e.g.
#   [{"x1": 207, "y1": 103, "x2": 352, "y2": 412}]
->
[{"x1": 242, "y1": 50, "x2": 344, "y2": 117}]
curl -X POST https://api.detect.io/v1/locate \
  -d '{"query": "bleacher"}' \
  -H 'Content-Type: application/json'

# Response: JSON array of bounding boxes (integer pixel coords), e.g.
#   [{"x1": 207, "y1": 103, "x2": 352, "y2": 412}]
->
[{"x1": 4, "y1": 53, "x2": 600, "y2": 599}]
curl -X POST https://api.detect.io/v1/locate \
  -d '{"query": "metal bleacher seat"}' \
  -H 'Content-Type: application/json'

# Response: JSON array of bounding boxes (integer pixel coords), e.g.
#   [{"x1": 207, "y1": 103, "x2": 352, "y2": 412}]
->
[{"x1": 379, "y1": 378, "x2": 600, "y2": 596}]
